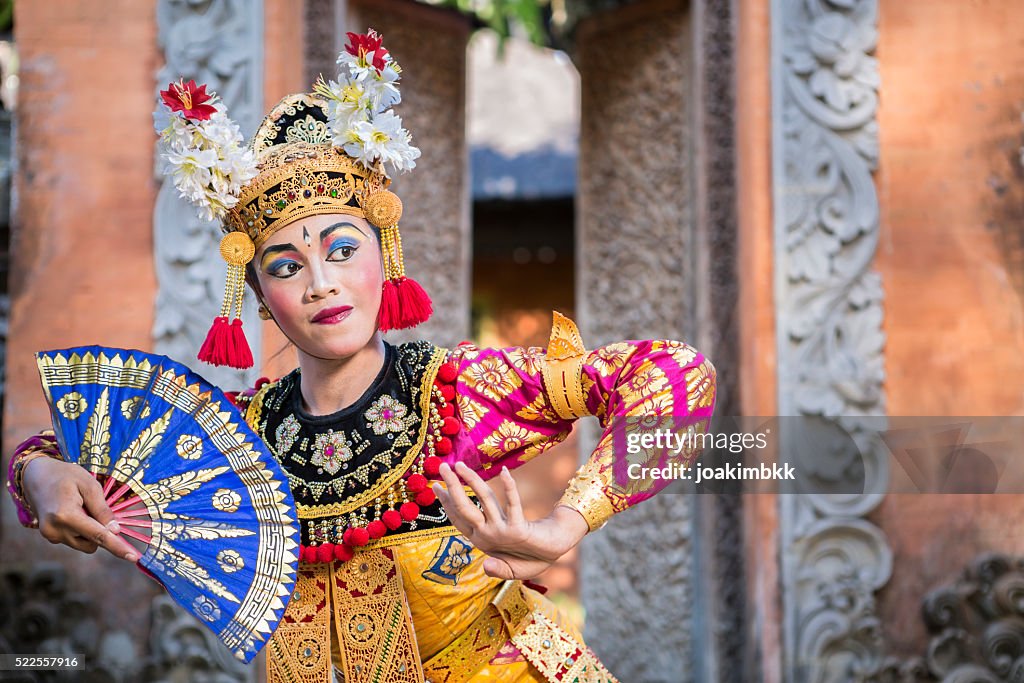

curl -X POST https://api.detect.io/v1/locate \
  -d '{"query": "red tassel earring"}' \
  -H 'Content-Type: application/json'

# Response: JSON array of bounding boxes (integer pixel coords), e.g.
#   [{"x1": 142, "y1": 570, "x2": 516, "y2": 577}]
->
[
  {"x1": 363, "y1": 189, "x2": 432, "y2": 332},
  {"x1": 198, "y1": 232, "x2": 255, "y2": 369}
]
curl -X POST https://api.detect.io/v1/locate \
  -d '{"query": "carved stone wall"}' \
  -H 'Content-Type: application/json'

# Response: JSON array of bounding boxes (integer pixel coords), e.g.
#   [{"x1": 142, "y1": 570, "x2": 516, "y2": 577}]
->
[
  {"x1": 575, "y1": 1, "x2": 697, "y2": 680},
  {"x1": 771, "y1": 0, "x2": 891, "y2": 681},
  {"x1": 870, "y1": 553, "x2": 1024, "y2": 683},
  {"x1": 152, "y1": 0, "x2": 264, "y2": 391},
  {"x1": 341, "y1": 0, "x2": 472, "y2": 348}
]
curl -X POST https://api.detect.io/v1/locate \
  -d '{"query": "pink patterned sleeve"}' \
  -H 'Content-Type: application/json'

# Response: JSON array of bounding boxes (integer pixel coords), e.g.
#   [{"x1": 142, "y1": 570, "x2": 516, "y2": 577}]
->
[{"x1": 446, "y1": 335, "x2": 717, "y2": 532}]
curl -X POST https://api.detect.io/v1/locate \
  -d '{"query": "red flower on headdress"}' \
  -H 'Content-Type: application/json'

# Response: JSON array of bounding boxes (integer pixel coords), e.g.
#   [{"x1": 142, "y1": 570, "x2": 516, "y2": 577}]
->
[
  {"x1": 345, "y1": 29, "x2": 389, "y2": 72},
  {"x1": 160, "y1": 79, "x2": 218, "y2": 121}
]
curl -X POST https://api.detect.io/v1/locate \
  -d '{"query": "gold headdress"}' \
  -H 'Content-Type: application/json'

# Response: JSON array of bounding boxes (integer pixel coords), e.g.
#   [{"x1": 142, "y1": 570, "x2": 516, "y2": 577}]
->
[{"x1": 154, "y1": 30, "x2": 429, "y2": 370}]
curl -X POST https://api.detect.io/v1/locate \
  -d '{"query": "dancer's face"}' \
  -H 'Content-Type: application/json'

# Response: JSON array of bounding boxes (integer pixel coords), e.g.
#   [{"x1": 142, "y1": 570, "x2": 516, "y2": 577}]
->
[{"x1": 253, "y1": 213, "x2": 383, "y2": 361}]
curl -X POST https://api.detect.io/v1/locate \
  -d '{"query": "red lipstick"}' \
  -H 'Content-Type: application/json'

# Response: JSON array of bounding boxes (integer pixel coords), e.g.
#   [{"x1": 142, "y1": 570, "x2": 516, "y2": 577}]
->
[{"x1": 311, "y1": 305, "x2": 353, "y2": 324}]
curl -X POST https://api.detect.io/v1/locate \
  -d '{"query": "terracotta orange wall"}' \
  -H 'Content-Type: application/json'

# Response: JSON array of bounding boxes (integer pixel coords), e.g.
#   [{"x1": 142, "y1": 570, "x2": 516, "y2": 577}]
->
[
  {"x1": 872, "y1": 0, "x2": 1024, "y2": 659},
  {"x1": 2, "y1": 0, "x2": 308, "y2": 500},
  {"x1": 4, "y1": 1, "x2": 160, "y2": 463},
  {"x1": 0, "y1": 0, "x2": 162, "y2": 631},
  {"x1": 735, "y1": 0, "x2": 780, "y2": 679}
]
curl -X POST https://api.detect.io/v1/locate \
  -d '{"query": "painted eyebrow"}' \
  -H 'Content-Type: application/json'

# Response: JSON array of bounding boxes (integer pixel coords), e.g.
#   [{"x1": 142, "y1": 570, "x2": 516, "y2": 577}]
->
[
  {"x1": 261, "y1": 244, "x2": 300, "y2": 259},
  {"x1": 320, "y1": 222, "x2": 369, "y2": 242}
]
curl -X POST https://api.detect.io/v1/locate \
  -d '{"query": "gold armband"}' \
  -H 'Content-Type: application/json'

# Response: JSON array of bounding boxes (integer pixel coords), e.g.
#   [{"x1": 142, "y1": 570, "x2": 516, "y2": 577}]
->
[
  {"x1": 540, "y1": 311, "x2": 592, "y2": 420},
  {"x1": 558, "y1": 460, "x2": 616, "y2": 532}
]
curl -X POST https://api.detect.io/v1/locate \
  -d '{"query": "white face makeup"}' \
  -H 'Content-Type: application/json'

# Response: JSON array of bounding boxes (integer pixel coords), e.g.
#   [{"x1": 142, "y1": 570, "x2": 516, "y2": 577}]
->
[{"x1": 254, "y1": 214, "x2": 384, "y2": 362}]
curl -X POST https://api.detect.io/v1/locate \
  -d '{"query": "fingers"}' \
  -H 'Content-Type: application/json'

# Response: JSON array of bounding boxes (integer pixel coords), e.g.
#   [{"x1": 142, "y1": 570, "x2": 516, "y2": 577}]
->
[
  {"x1": 80, "y1": 476, "x2": 116, "y2": 528},
  {"x1": 38, "y1": 493, "x2": 138, "y2": 562},
  {"x1": 434, "y1": 463, "x2": 486, "y2": 532},
  {"x1": 453, "y1": 462, "x2": 504, "y2": 524},
  {"x1": 66, "y1": 535, "x2": 99, "y2": 554},
  {"x1": 500, "y1": 467, "x2": 525, "y2": 528},
  {"x1": 483, "y1": 556, "x2": 516, "y2": 580},
  {"x1": 76, "y1": 477, "x2": 138, "y2": 561}
]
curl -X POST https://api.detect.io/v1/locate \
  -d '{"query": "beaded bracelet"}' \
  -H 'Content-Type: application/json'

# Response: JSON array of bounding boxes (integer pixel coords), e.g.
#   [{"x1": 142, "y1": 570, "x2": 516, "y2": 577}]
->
[{"x1": 7, "y1": 446, "x2": 62, "y2": 528}]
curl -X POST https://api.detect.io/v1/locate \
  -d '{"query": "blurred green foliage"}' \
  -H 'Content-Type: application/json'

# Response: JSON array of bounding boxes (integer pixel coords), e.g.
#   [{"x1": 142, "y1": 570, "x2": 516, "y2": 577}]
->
[
  {"x1": 418, "y1": 0, "x2": 552, "y2": 46},
  {"x1": 0, "y1": 0, "x2": 11, "y2": 33}
]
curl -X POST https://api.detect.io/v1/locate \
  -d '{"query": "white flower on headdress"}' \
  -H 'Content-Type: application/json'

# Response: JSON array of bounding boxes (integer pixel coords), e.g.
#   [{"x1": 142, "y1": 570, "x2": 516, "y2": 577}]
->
[
  {"x1": 360, "y1": 64, "x2": 402, "y2": 113},
  {"x1": 154, "y1": 82, "x2": 259, "y2": 222},
  {"x1": 201, "y1": 110, "x2": 246, "y2": 149},
  {"x1": 341, "y1": 111, "x2": 420, "y2": 173},
  {"x1": 315, "y1": 29, "x2": 420, "y2": 178},
  {"x1": 166, "y1": 148, "x2": 216, "y2": 209}
]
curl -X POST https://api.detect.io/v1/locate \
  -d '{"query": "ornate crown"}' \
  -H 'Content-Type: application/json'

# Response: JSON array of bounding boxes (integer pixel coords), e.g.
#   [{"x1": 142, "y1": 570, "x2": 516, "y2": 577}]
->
[{"x1": 224, "y1": 94, "x2": 392, "y2": 246}]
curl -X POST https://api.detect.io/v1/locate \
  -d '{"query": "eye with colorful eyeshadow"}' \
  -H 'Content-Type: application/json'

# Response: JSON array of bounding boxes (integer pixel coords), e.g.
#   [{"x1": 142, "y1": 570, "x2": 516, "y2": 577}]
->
[
  {"x1": 329, "y1": 240, "x2": 362, "y2": 262},
  {"x1": 325, "y1": 237, "x2": 360, "y2": 262},
  {"x1": 265, "y1": 257, "x2": 303, "y2": 279}
]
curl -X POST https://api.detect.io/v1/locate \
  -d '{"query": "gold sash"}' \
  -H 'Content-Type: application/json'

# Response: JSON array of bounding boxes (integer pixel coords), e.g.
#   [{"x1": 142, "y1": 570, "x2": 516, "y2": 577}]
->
[{"x1": 267, "y1": 548, "x2": 423, "y2": 683}]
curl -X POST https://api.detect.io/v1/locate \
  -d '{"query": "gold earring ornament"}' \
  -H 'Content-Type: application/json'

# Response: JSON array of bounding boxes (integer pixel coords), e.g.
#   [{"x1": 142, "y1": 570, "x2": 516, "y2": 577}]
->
[{"x1": 198, "y1": 231, "x2": 256, "y2": 368}]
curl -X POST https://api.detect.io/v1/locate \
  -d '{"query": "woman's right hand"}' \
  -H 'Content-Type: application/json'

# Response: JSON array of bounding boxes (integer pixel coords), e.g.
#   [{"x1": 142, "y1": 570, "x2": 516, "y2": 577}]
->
[{"x1": 22, "y1": 457, "x2": 139, "y2": 561}]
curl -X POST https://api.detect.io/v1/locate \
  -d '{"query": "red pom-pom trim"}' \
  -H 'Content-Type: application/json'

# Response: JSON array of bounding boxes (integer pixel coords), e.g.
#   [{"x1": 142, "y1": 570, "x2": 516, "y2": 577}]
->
[
  {"x1": 334, "y1": 543, "x2": 354, "y2": 562},
  {"x1": 348, "y1": 527, "x2": 370, "y2": 547},
  {"x1": 316, "y1": 543, "x2": 335, "y2": 563},
  {"x1": 367, "y1": 520, "x2": 387, "y2": 539},
  {"x1": 435, "y1": 437, "x2": 452, "y2": 456},
  {"x1": 440, "y1": 384, "x2": 456, "y2": 402},
  {"x1": 441, "y1": 416, "x2": 460, "y2": 436},
  {"x1": 437, "y1": 362, "x2": 458, "y2": 383},
  {"x1": 197, "y1": 316, "x2": 232, "y2": 366},
  {"x1": 415, "y1": 489, "x2": 436, "y2": 507},
  {"x1": 423, "y1": 456, "x2": 442, "y2": 477},
  {"x1": 382, "y1": 510, "x2": 403, "y2": 530},
  {"x1": 400, "y1": 502, "x2": 420, "y2": 521},
  {"x1": 438, "y1": 403, "x2": 456, "y2": 419},
  {"x1": 301, "y1": 545, "x2": 318, "y2": 564},
  {"x1": 406, "y1": 473, "x2": 428, "y2": 493}
]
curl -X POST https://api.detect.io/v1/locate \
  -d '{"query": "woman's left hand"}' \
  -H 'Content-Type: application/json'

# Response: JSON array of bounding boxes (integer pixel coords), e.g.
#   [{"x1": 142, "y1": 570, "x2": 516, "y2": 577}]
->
[{"x1": 433, "y1": 461, "x2": 590, "y2": 580}]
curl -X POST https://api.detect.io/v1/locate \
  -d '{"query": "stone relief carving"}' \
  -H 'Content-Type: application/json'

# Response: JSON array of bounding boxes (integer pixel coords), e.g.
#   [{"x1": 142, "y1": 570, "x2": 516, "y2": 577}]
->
[
  {"x1": 773, "y1": 0, "x2": 891, "y2": 681},
  {"x1": 153, "y1": 0, "x2": 263, "y2": 390},
  {"x1": 869, "y1": 554, "x2": 1024, "y2": 683}
]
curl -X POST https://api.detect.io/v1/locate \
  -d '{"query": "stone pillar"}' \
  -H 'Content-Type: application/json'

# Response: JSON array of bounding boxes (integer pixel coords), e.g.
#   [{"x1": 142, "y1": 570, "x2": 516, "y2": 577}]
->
[
  {"x1": 341, "y1": 0, "x2": 473, "y2": 348},
  {"x1": 575, "y1": 1, "x2": 698, "y2": 680},
  {"x1": 690, "y1": 0, "x2": 746, "y2": 680},
  {"x1": 735, "y1": 0, "x2": 781, "y2": 679}
]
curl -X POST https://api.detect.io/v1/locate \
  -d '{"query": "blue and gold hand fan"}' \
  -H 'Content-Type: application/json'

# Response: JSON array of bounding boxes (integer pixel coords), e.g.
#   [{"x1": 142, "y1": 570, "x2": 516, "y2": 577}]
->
[{"x1": 35, "y1": 346, "x2": 299, "y2": 663}]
